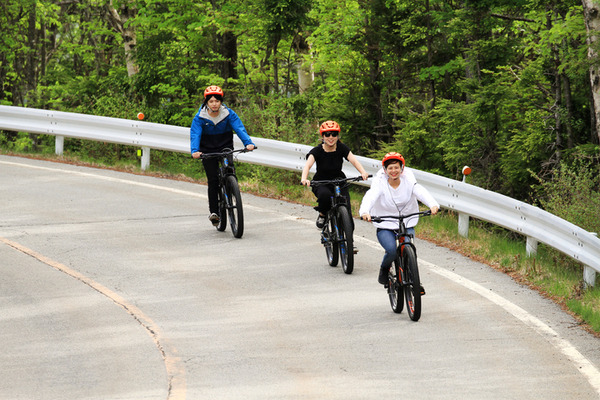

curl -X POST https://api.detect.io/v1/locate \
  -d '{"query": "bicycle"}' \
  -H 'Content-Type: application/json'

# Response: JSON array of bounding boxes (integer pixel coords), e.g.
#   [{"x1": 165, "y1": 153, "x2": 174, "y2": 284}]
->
[
  {"x1": 371, "y1": 210, "x2": 431, "y2": 321},
  {"x1": 310, "y1": 175, "x2": 370, "y2": 274},
  {"x1": 200, "y1": 148, "x2": 252, "y2": 238}
]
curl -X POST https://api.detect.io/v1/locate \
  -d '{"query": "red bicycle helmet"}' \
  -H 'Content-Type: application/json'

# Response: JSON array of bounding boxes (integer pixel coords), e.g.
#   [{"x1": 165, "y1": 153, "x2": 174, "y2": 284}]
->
[
  {"x1": 319, "y1": 120, "x2": 341, "y2": 135},
  {"x1": 382, "y1": 152, "x2": 405, "y2": 167},
  {"x1": 204, "y1": 85, "x2": 224, "y2": 98}
]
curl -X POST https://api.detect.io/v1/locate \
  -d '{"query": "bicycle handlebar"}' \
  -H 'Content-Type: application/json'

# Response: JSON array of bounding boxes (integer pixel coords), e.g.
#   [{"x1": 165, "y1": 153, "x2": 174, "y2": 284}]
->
[
  {"x1": 199, "y1": 147, "x2": 256, "y2": 160},
  {"x1": 309, "y1": 175, "x2": 372, "y2": 187},
  {"x1": 370, "y1": 210, "x2": 432, "y2": 223}
]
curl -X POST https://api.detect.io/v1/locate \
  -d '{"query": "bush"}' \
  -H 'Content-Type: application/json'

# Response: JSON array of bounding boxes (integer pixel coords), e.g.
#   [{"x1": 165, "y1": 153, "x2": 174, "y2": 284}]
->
[{"x1": 533, "y1": 154, "x2": 600, "y2": 234}]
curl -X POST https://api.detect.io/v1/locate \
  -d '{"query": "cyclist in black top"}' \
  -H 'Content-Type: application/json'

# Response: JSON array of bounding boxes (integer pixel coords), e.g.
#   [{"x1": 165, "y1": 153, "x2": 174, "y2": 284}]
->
[{"x1": 301, "y1": 120, "x2": 369, "y2": 228}]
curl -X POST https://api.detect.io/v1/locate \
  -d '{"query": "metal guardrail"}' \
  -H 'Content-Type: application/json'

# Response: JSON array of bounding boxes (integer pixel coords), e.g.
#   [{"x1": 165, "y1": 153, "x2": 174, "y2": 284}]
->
[{"x1": 1, "y1": 105, "x2": 599, "y2": 286}]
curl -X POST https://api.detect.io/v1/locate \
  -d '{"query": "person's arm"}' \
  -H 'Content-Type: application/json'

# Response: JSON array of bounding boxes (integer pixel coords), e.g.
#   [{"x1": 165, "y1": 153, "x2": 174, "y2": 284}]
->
[
  {"x1": 228, "y1": 108, "x2": 255, "y2": 149},
  {"x1": 414, "y1": 184, "x2": 440, "y2": 214},
  {"x1": 190, "y1": 114, "x2": 202, "y2": 158},
  {"x1": 301, "y1": 154, "x2": 316, "y2": 186},
  {"x1": 359, "y1": 185, "x2": 380, "y2": 221},
  {"x1": 347, "y1": 151, "x2": 370, "y2": 181}
]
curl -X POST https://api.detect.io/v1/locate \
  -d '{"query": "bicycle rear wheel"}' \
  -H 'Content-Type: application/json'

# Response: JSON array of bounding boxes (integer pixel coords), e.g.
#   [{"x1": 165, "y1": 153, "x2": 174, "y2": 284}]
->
[
  {"x1": 402, "y1": 245, "x2": 421, "y2": 321},
  {"x1": 337, "y1": 206, "x2": 354, "y2": 274},
  {"x1": 388, "y1": 256, "x2": 404, "y2": 313},
  {"x1": 216, "y1": 185, "x2": 227, "y2": 232},
  {"x1": 323, "y1": 215, "x2": 339, "y2": 266},
  {"x1": 225, "y1": 175, "x2": 244, "y2": 238}
]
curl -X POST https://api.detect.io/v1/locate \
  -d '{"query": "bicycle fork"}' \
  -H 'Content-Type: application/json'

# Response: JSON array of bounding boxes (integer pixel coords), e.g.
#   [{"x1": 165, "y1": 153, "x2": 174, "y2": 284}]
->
[{"x1": 320, "y1": 214, "x2": 335, "y2": 244}]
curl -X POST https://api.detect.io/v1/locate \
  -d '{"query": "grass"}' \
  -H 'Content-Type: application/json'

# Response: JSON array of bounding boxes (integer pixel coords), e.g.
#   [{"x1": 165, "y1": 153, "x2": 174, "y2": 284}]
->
[{"x1": 3, "y1": 147, "x2": 600, "y2": 335}]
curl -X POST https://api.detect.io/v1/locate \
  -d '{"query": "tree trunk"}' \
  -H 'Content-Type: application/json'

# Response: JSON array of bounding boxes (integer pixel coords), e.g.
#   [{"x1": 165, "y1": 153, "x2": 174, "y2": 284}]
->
[
  {"x1": 548, "y1": 9, "x2": 562, "y2": 162},
  {"x1": 219, "y1": 31, "x2": 238, "y2": 81},
  {"x1": 425, "y1": 0, "x2": 436, "y2": 108},
  {"x1": 562, "y1": 72, "x2": 574, "y2": 148},
  {"x1": 294, "y1": 34, "x2": 313, "y2": 93},
  {"x1": 25, "y1": 3, "x2": 37, "y2": 104},
  {"x1": 106, "y1": 0, "x2": 138, "y2": 77},
  {"x1": 363, "y1": 8, "x2": 387, "y2": 142},
  {"x1": 582, "y1": 0, "x2": 600, "y2": 144}
]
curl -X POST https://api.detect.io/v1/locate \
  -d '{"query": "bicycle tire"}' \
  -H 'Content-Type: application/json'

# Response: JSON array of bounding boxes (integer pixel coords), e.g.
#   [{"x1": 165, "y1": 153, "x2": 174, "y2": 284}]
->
[
  {"x1": 388, "y1": 256, "x2": 404, "y2": 313},
  {"x1": 402, "y1": 245, "x2": 421, "y2": 321},
  {"x1": 324, "y1": 215, "x2": 339, "y2": 266},
  {"x1": 337, "y1": 206, "x2": 354, "y2": 274},
  {"x1": 216, "y1": 185, "x2": 227, "y2": 232},
  {"x1": 225, "y1": 175, "x2": 244, "y2": 238}
]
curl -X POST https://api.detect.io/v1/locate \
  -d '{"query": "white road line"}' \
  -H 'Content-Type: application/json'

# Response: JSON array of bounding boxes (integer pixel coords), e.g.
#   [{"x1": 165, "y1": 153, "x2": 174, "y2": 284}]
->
[
  {"x1": 355, "y1": 234, "x2": 600, "y2": 395},
  {"x1": 0, "y1": 160, "x2": 207, "y2": 199}
]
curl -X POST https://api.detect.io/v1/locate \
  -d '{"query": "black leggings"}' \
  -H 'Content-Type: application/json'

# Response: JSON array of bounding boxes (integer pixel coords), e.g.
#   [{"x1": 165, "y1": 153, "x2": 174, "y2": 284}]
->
[
  {"x1": 202, "y1": 154, "x2": 234, "y2": 215},
  {"x1": 202, "y1": 157, "x2": 220, "y2": 214},
  {"x1": 312, "y1": 184, "x2": 352, "y2": 216}
]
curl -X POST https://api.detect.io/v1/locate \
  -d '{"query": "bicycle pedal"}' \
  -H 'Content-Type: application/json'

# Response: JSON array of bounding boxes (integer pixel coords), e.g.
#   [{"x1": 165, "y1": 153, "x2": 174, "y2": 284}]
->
[
  {"x1": 353, "y1": 247, "x2": 359, "y2": 254},
  {"x1": 420, "y1": 286, "x2": 426, "y2": 296}
]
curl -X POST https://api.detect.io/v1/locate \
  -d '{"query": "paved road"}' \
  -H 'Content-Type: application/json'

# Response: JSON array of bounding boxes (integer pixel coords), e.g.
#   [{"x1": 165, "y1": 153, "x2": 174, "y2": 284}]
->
[{"x1": 1, "y1": 154, "x2": 599, "y2": 400}]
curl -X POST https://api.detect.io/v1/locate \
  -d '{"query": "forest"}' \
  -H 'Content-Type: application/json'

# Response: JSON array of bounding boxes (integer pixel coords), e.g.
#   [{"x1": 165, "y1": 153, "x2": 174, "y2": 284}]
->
[{"x1": 1, "y1": 0, "x2": 600, "y2": 233}]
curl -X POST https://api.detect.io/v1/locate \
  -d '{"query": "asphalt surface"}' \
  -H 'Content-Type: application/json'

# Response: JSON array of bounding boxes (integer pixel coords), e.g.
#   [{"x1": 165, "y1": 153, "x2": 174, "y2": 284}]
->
[{"x1": 1, "y1": 154, "x2": 599, "y2": 399}]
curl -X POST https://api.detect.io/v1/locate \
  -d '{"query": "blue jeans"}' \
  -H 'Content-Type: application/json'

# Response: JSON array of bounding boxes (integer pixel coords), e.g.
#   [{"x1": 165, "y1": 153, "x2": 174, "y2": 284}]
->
[{"x1": 376, "y1": 228, "x2": 415, "y2": 269}]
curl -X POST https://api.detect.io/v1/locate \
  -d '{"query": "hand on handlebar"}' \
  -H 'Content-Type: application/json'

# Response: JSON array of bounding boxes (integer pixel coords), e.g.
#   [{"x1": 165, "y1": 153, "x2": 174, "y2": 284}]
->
[
  {"x1": 301, "y1": 179, "x2": 311, "y2": 186},
  {"x1": 192, "y1": 151, "x2": 202, "y2": 159},
  {"x1": 361, "y1": 213, "x2": 372, "y2": 222},
  {"x1": 430, "y1": 206, "x2": 439, "y2": 215}
]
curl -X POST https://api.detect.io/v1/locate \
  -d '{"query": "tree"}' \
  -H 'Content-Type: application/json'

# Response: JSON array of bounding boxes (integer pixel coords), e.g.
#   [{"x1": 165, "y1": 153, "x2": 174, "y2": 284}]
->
[
  {"x1": 582, "y1": 0, "x2": 600, "y2": 144},
  {"x1": 106, "y1": 0, "x2": 139, "y2": 77}
]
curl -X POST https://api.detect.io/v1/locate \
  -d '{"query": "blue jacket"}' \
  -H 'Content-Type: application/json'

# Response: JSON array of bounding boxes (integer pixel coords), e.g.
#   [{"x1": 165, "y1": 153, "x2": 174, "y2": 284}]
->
[{"x1": 190, "y1": 105, "x2": 254, "y2": 154}]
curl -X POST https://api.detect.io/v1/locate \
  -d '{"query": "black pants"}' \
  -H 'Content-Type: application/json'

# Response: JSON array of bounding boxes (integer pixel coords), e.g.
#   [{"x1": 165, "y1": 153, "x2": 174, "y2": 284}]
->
[
  {"x1": 202, "y1": 154, "x2": 234, "y2": 215},
  {"x1": 312, "y1": 184, "x2": 352, "y2": 216},
  {"x1": 202, "y1": 157, "x2": 220, "y2": 215}
]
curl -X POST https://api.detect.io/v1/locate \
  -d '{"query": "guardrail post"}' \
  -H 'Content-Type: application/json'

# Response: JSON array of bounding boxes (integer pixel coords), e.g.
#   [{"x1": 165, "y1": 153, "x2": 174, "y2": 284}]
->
[
  {"x1": 458, "y1": 212, "x2": 469, "y2": 238},
  {"x1": 458, "y1": 166, "x2": 472, "y2": 238},
  {"x1": 584, "y1": 266, "x2": 596, "y2": 288},
  {"x1": 141, "y1": 146, "x2": 150, "y2": 170},
  {"x1": 55, "y1": 135, "x2": 64, "y2": 156},
  {"x1": 526, "y1": 236, "x2": 538, "y2": 257}
]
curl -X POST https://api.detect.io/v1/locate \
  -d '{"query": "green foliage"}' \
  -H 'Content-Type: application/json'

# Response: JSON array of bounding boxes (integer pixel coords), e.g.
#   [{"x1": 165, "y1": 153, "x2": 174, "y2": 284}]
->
[
  {"x1": 533, "y1": 153, "x2": 600, "y2": 234},
  {"x1": 1, "y1": 0, "x2": 598, "y2": 213},
  {"x1": 0, "y1": 133, "x2": 35, "y2": 152}
]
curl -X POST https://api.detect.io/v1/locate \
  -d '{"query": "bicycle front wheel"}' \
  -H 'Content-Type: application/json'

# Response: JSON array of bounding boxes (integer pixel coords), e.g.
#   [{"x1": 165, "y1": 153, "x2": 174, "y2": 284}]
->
[
  {"x1": 388, "y1": 256, "x2": 404, "y2": 313},
  {"x1": 336, "y1": 206, "x2": 354, "y2": 274},
  {"x1": 324, "y1": 215, "x2": 339, "y2": 267},
  {"x1": 225, "y1": 175, "x2": 244, "y2": 238},
  {"x1": 402, "y1": 245, "x2": 421, "y2": 321},
  {"x1": 216, "y1": 185, "x2": 227, "y2": 232}
]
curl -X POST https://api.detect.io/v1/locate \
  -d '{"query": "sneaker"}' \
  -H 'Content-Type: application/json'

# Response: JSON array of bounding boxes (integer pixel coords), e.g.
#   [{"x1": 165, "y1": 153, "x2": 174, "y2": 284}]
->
[
  {"x1": 316, "y1": 214, "x2": 326, "y2": 228},
  {"x1": 209, "y1": 213, "x2": 220, "y2": 226},
  {"x1": 353, "y1": 246, "x2": 359, "y2": 254},
  {"x1": 378, "y1": 268, "x2": 388, "y2": 285}
]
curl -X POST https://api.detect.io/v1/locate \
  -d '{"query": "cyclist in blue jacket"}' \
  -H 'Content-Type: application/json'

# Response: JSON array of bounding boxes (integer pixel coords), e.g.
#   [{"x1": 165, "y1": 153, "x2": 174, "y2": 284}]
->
[{"x1": 191, "y1": 85, "x2": 255, "y2": 226}]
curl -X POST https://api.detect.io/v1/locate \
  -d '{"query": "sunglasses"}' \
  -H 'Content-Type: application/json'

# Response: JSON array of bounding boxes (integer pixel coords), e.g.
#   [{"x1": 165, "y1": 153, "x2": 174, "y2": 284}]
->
[{"x1": 322, "y1": 131, "x2": 339, "y2": 137}]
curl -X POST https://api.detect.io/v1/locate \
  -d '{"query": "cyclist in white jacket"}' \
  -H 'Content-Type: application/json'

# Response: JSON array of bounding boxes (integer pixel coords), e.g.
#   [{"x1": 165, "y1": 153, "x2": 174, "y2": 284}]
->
[{"x1": 359, "y1": 152, "x2": 439, "y2": 285}]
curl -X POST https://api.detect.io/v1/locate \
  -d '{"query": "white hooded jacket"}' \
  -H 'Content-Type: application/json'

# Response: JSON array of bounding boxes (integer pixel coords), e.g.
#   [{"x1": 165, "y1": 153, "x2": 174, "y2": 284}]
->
[{"x1": 359, "y1": 167, "x2": 439, "y2": 230}]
